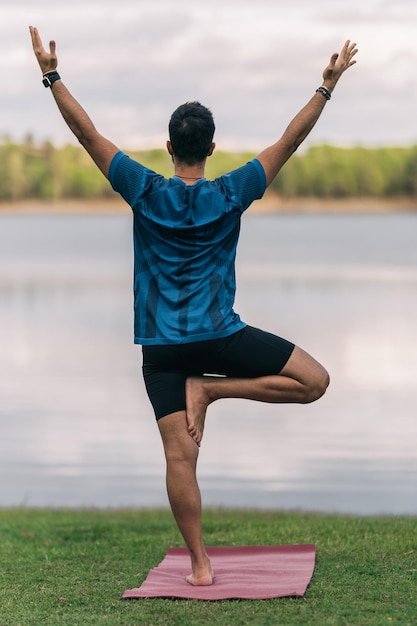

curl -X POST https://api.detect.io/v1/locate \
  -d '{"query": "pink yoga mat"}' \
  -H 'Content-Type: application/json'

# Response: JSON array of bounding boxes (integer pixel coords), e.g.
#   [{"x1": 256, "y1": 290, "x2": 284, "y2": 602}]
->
[{"x1": 122, "y1": 544, "x2": 316, "y2": 601}]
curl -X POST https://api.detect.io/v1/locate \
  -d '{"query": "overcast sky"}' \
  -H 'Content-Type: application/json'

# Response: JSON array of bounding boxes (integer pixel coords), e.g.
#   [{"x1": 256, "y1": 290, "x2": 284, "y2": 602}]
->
[{"x1": 1, "y1": 0, "x2": 416, "y2": 151}]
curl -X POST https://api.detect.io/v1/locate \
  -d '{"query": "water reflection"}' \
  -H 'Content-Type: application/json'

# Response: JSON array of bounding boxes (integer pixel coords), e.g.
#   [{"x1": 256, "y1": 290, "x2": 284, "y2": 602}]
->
[{"x1": 1, "y1": 212, "x2": 416, "y2": 514}]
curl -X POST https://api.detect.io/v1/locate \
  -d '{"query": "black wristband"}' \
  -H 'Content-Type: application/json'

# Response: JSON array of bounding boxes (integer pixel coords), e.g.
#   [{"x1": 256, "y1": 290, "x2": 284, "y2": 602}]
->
[
  {"x1": 42, "y1": 71, "x2": 61, "y2": 88},
  {"x1": 316, "y1": 85, "x2": 331, "y2": 100}
]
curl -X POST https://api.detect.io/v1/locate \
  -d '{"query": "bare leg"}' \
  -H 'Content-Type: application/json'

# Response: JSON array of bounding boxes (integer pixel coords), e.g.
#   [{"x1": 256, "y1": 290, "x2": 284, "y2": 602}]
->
[
  {"x1": 156, "y1": 346, "x2": 328, "y2": 581},
  {"x1": 186, "y1": 345, "x2": 330, "y2": 445},
  {"x1": 158, "y1": 411, "x2": 214, "y2": 586}
]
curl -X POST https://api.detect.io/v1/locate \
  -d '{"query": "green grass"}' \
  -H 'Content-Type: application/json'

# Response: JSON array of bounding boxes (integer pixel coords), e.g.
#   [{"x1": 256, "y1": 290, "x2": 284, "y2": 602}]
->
[{"x1": 0, "y1": 508, "x2": 416, "y2": 625}]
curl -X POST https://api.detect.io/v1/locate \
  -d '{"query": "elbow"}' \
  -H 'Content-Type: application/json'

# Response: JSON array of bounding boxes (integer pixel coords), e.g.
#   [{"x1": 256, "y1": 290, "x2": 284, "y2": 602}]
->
[
  {"x1": 78, "y1": 137, "x2": 88, "y2": 151},
  {"x1": 284, "y1": 137, "x2": 300, "y2": 159},
  {"x1": 77, "y1": 133, "x2": 89, "y2": 148},
  {"x1": 291, "y1": 134, "x2": 305, "y2": 154},
  {"x1": 77, "y1": 130, "x2": 96, "y2": 152}
]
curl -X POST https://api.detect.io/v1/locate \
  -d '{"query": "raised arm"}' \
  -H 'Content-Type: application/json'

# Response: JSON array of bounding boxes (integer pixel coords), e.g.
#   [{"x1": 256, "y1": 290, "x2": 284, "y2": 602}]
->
[
  {"x1": 257, "y1": 40, "x2": 358, "y2": 186},
  {"x1": 29, "y1": 26, "x2": 119, "y2": 178}
]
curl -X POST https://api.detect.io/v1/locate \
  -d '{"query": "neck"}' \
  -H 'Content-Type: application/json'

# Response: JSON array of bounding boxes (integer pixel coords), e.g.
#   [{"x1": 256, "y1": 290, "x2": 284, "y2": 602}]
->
[
  {"x1": 174, "y1": 170, "x2": 205, "y2": 185},
  {"x1": 173, "y1": 161, "x2": 205, "y2": 182},
  {"x1": 176, "y1": 174, "x2": 203, "y2": 180}
]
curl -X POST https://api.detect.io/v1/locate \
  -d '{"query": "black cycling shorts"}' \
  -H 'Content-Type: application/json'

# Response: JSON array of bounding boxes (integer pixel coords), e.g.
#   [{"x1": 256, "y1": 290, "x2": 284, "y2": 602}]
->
[{"x1": 142, "y1": 325, "x2": 295, "y2": 420}]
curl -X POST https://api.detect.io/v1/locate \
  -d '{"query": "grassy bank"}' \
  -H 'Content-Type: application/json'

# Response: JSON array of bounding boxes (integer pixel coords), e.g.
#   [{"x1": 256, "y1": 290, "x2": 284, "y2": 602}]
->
[{"x1": 1, "y1": 508, "x2": 416, "y2": 625}]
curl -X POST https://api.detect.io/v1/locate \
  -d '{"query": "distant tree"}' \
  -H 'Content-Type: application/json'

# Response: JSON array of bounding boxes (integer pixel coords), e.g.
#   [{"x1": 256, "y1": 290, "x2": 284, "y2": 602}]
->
[{"x1": 0, "y1": 139, "x2": 416, "y2": 203}]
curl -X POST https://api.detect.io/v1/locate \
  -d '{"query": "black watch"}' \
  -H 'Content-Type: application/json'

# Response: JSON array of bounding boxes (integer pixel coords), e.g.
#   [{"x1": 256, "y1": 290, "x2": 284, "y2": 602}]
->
[{"x1": 42, "y1": 71, "x2": 61, "y2": 88}]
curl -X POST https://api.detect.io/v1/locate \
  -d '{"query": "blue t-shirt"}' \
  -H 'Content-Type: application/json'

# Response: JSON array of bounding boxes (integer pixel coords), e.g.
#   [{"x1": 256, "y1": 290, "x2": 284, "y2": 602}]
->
[{"x1": 108, "y1": 152, "x2": 266, "y2": 345}]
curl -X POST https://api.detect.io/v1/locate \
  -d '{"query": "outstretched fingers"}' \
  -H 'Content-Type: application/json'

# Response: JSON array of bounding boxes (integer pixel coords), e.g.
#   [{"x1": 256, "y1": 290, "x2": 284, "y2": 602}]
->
[
  {"x1": 323, "y1": 39, "x2": 358, "y2": 84},
  {"x1": 339, "y1": 39, "x2": 358, "y2": 69},
  {"x1": 29, "y1": 25, "x2": 58, "y2": 73},
  {"x1": 29, "y1": 26, "x2": 42, "y2": 54}
]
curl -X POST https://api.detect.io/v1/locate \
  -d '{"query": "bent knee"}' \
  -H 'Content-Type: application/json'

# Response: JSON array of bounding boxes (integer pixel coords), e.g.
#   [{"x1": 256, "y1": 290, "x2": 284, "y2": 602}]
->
[{"x1": 303, "y1": 368, "x2": 330, "y2": 403}]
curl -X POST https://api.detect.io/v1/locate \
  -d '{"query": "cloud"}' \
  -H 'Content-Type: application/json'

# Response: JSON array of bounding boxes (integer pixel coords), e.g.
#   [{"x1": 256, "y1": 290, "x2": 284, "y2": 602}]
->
[{"x1": 1, "y1": 0, "x2": 417, "y2": 149}]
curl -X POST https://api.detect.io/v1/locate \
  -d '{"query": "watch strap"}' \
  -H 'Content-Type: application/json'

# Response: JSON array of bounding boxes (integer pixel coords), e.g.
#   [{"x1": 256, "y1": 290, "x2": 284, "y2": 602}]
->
[{"x1": 42, "y1": 71, "x2": 61, "y2": 88}]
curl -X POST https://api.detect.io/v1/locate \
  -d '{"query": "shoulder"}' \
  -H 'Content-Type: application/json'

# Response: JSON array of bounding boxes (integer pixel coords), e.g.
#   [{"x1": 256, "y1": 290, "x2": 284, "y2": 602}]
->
[
  {"x1": 213, "y1": 159, "x2": 266, "y2": 209},
  {"x1": 108, "y1": 151, "x2": 163, "y2": 204},
  {"x1": 109, "y1": 151, "x2": 163, "y2": 187},
  {"x1": 108, "y1": 151, "x2": 150, "y2": 180},
  {"x1": 216, "y1": 159, "x2": 266, "y2": 188}
]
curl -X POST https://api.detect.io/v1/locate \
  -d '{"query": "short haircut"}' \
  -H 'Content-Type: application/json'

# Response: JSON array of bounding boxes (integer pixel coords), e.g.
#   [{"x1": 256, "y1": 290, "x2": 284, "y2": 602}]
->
[{"x1": 168, "y1": 102, "x2": 215, "y2": 165}]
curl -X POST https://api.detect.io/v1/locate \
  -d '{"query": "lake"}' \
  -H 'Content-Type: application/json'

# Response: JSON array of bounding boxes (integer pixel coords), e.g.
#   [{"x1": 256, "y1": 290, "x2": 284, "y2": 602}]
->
[{"x1": 0, "y1": 209, "x2": 416, "y2": 515}]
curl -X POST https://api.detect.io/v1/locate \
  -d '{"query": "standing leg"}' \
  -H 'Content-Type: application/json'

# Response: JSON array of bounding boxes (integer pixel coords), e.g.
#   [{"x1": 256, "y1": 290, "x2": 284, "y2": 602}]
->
[{"x1": 158, "y1": 410, "x2": 214, "y2": 585}]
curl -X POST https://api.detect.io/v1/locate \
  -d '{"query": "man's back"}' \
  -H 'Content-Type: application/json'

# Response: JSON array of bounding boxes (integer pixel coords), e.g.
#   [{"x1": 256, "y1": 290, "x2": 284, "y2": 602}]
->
[{"x1": 108, "y1": 153, "x2": 266, "y2": 345}]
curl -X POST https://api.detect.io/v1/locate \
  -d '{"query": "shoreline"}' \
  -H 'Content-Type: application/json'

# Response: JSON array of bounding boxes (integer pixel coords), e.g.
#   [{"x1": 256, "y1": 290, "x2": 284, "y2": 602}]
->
[
  {"x1": 0, "y1": 194, "x2": 416, "y2": 214},
  {"x1": 251, "y1": 193, "x2": 417, "y2": 214}
]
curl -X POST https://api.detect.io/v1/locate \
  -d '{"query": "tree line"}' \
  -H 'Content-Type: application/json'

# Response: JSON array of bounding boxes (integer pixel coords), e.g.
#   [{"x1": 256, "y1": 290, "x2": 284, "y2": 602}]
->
[{"x1": 1, "y1": 137, "x2": 416, "y2": 202}]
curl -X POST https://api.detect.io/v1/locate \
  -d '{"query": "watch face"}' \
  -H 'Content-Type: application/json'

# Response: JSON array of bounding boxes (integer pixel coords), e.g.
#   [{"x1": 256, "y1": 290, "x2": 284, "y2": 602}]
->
[{"x1": 42, "y1": 76, "x2": 51, "y2": 87}]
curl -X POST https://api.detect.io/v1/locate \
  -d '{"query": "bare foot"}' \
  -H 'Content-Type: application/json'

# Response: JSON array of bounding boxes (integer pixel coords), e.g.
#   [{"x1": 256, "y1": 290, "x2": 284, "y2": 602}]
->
[
  {"x1": 186, "y1": 563, "x2": 214, "y2": 586},
  {"x1": 185, "y1": 377, "x2": 212, "y2": 446}
]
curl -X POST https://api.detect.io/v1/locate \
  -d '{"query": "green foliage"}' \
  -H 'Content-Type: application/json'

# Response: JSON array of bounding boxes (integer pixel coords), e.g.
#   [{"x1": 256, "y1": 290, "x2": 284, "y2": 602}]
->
[
  {"x1": 269, "y1": 144, "x2": 417, "y2": 199},
  {"x1": 0, "y1": 508, "x2": 416, "y2": 625},
  {"x1": 0, "y1": 137, "x2": 114, "y2": 201},
  {"x1": 1, "y1": 138, "x2": 417, "y2": 201}
]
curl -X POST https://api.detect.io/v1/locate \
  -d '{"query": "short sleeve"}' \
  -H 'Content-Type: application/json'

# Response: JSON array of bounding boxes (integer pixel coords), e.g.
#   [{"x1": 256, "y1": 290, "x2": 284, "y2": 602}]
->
[
  {"x1": 108, "y1": 151, "x2": 155, "y2": 207},
  {"x1": 219, "y1": 159, "x2": 267, "y2": 213}
]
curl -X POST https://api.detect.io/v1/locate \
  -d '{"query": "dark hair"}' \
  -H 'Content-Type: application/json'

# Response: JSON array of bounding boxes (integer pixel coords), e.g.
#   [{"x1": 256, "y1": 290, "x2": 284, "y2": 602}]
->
[{"x1": 168, "y1": 101, "x2": 215, "y2": 165}]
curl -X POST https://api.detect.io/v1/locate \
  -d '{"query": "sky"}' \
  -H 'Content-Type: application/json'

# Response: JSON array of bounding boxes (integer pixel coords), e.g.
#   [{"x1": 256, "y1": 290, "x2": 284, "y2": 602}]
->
[{"x1": 1, "y1": 0, "x2": 417, "y2": 151}]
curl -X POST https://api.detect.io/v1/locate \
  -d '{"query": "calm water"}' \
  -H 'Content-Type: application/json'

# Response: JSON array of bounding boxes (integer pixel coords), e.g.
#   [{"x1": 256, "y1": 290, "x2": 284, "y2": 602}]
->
[{"x1": 1, "y1": 210, "x2": 416, "y2": 515}]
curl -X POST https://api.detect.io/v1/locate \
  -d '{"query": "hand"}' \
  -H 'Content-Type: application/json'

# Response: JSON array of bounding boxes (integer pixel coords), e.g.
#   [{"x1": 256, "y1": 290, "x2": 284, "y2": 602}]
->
[
  {"x1": 322, "y1": 40, "x2": 358, "y2": 89},
  {"x1": 29, "y1": 25, "x2": 58, "y2": 74}
]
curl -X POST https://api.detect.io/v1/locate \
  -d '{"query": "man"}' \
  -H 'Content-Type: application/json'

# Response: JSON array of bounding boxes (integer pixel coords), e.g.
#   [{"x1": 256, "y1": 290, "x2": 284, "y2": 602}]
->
[{"x1": 29, "y1": 26, "x2": 357, "y2": 586}]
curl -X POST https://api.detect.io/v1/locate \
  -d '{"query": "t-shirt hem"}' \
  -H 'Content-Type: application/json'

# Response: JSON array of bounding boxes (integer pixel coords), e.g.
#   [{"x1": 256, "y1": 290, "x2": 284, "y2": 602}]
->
[{"x1": 134, "y1": 323, "x2": 247, "y2": 346}]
